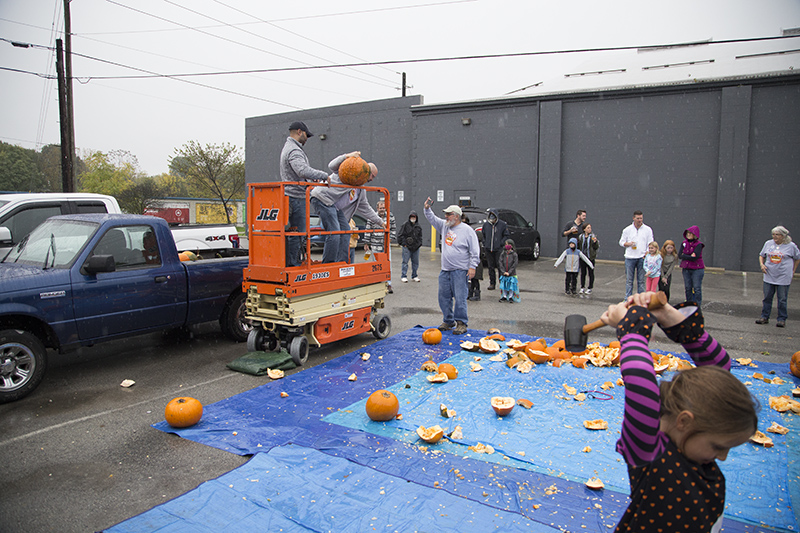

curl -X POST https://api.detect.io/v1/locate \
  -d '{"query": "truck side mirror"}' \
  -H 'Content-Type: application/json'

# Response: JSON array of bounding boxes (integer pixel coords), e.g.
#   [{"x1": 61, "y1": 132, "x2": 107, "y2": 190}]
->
[
  {"x1": 84, "y1": 254, "x2": 116, "y2": 274},
  {"x1": 0, "y1": 226, "x2": 11, "y2": 245}
]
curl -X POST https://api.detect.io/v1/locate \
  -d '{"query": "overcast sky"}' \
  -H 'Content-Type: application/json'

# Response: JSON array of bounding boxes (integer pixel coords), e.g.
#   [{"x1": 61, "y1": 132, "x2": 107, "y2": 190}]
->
[{"x1": 1, "y1": 0, "x2": 799, "y2": 177}]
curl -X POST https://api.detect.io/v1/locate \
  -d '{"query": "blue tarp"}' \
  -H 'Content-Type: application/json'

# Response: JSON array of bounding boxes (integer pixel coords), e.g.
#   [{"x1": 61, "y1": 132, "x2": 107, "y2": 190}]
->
[{"x1": 110, "y1": 326, "x2": 798, "y2": 532}]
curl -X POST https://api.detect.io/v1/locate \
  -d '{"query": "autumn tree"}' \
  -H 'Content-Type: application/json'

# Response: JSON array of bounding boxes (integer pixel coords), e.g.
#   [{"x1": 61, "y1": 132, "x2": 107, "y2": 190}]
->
[
  {"x1": 78, "y1": 150, "x2": 148, "y2": 213},
  {"x1": 169, "y1": 141, "x2": 245, "y2": 224}
]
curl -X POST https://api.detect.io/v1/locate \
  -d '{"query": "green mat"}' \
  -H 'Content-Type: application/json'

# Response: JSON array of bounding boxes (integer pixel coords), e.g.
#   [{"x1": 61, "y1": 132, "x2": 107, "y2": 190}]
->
[{"x1": 226, "y1": 350, "x2": 297, "y2": 376}]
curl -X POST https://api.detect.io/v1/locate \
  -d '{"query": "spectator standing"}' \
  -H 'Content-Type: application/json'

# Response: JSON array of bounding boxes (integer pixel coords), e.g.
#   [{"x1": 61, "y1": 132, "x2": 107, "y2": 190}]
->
[
  {"x1": 398, "y1": 210, "x2": 423, "y2": 282},
  {"x1": 563, "y1": 210, "x2": 587, "y2": 242},
  {"x1": 280, "y1": 121, "x2": 330, "y2": 267},
  {"x1": 498, "y1": 239, "x2": 520, "y2": 303},
  {"x1": 348, "y1": 219, "x2": 359, "y2": 262},
  {"x1": 481, "y1": 210, "x2": 510, "y2": 291},
  {"x1": 577, "y1": 223, "x2": 599, "y2": 294},
  {"x1": 365, "y1": 199, "x2": 396, "y2": 293},
  {"x1": 679, "y1": 225, "x2": 705, "y2": 307},
  {"x1": 756, "y1": 225, "x2": 800, "y2": 328},
  {"x1": 463, "y1": 214, "x2": 483, "y2": 301},
  {"x1": 619, "y1": 210, "x2": 654, "y2": 298},
  {"x1": 555, "y1": 237, "x2": 594, "y2": 295},
  {"x1": 644, "y1": 241, "x2": 662, "y2": 292},
  {"x1": 659, "y1": 240, "x2": 678, "y2": 301},
  {"x1": 424, "y1": 199, "x2": 480, "y2": 335}
]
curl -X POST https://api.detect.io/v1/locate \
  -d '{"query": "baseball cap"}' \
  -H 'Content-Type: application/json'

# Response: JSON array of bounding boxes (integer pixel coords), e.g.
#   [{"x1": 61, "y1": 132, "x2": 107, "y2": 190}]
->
[
  {"x1": 443, "y1": 205, "x2": 462, "y2": 217},
  {"x1": 289, "y1": 121, "x2": 313, "y2": 137}
]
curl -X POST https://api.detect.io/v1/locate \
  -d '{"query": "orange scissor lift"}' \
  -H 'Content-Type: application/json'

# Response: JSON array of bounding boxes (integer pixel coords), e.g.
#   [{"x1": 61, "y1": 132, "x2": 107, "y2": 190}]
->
[{"x1": 243, "y1": 182, "x2": 392, "y2": 366}]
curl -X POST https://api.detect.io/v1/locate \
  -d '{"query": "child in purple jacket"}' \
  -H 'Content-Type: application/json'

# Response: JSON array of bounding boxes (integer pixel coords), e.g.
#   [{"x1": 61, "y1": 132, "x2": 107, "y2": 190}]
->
[{"x1": 679, "y1": 225, "x2": 705, "y2": 307}]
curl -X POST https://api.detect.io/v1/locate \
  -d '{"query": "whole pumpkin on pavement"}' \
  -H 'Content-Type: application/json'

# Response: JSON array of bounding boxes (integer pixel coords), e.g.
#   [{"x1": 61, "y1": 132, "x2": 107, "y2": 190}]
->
[{"x1": 165, "y1": 397, "x2": 203, "y2": 428}]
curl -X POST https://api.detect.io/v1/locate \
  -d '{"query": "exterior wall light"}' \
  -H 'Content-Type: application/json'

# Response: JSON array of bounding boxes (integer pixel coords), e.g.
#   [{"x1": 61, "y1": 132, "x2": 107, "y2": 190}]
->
[
  {"x1": 461, "y1": 118, "x2": 471, "y2": 126},
  {"x1": 319, "y1": 134, "x2": 327, "y2": 140}
]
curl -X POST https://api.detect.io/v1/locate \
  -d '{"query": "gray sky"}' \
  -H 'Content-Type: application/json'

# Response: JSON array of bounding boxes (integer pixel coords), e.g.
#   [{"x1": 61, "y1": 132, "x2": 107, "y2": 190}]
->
[{"x1": 1, "y1": 0, "x2": 799, "y2": 176}]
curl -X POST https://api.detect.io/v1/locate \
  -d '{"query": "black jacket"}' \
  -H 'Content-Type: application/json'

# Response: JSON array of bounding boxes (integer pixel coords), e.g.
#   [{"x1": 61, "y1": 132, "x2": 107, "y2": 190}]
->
[
  {"x1": 481, "y1": 210, "x2": 510, "y2": 253},
  {"x1": 397, "y1": 211, "x2": 423, "y2": 251}
]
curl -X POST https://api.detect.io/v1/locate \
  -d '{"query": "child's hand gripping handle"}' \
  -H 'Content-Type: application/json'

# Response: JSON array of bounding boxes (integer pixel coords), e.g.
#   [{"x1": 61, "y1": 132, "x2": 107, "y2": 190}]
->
[{"x1": 583, "y1": 291, "x2": 667, "y2": 334}]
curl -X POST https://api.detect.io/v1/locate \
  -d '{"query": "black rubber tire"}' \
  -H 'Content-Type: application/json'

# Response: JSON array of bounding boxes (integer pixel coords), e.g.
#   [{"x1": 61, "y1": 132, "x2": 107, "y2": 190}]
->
[
  {"x1": 289, "y1": 336, "x2": 309, "y2": 366},
  {"x1": 0, "y1": 329, "x2": 47, "y2": 404},
  {"x1": 220, "y1": 292, "x2": 251, "y2": 342},
  {"x1": 532, "y1": 240, "x2": 540, "y2": 261},
  {"x1": 371, "y1": 314, "x2": 392, "y2": 340},
  {"x1": 247, "y1": 328, "x2": 267, "y2": 352}
]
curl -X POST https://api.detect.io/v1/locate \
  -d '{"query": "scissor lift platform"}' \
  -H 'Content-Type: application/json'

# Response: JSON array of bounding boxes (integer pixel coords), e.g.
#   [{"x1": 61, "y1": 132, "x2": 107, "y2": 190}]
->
[{"x1": 243, "y1": 181, "x2": 392, "y2": 365}]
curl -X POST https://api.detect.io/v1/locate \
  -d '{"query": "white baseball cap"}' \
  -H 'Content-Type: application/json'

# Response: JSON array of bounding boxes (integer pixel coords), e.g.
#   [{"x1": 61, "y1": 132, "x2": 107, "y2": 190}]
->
[{"x1": 443, "y1": 205, "x2": 462, "y2": 216}]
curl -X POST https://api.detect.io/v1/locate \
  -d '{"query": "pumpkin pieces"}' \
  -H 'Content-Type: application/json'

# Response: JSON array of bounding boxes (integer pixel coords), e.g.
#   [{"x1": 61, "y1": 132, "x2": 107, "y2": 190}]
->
[
  {"x1": 583, "y1": 419, "x2": 609, "y2": 430},
  {"x1": 416, "y1": 425, "x2": 444, "y2": 444},
  {"x1": 585, "y1": 477, "x2": 605, "y2": 490},
  {"x1": 491, "y1": 396, "x2": 515, "y2": 416},
  {"x1": 749, "y1": 430, "x2": 774, "y2": 448},
  {"x1": 437, "y1": 363, "x2": 458, "y2": 379},
  {"x1": 478, "y1": 337, "x2": 501, "y2": 353}
]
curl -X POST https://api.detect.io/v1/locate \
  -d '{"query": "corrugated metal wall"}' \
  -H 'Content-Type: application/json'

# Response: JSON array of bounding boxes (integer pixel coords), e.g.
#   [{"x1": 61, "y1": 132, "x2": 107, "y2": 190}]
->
[{"x1": 246, "y1": 75, "x2": 800, "y2": 272}]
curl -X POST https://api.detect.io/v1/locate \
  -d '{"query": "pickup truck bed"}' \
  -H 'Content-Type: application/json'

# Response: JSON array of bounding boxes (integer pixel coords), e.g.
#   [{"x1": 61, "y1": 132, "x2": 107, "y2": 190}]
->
[{"x1": 0, "y1": 214, "x2": 250, "y2": 403}]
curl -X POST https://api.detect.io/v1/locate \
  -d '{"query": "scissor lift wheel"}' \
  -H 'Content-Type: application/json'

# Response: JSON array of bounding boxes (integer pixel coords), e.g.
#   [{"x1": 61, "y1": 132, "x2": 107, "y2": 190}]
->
[
  {"x1": 247, "y1": 327, "x2": 279, "y2": 352},
  {"x1": 289, "y1": 336, "x2": 309, "y2": 365},
  {"x1": 371, "y1": 314, "x2": 391, "y2": 340}
]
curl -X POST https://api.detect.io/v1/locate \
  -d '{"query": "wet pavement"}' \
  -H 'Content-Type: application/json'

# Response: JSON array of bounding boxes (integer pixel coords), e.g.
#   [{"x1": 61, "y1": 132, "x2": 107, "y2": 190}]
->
[{"x1": 0, "y1": 247, "x2": 796, "y2": 532}]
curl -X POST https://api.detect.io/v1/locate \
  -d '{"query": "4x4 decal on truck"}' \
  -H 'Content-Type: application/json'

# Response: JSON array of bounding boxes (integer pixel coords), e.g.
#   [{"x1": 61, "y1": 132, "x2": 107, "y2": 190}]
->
[{"x1": 256, "y1": 208, "x2": 280, "y2": 221}]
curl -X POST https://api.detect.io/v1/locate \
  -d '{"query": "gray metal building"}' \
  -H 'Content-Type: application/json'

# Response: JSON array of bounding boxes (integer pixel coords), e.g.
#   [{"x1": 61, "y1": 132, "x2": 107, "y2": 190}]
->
[{"x1": 245, "y1": 72, "x2": 800, "y2": 272}]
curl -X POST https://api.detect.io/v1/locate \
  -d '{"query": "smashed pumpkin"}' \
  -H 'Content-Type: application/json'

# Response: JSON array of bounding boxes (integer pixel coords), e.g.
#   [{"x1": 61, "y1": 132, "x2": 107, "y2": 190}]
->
[
  {"x1": 417, "y1": 425, "x2": 444, "y2": 444},
  {"x1": 491, "y1": 396, "x2": 515, "y2": 416},
  {"x1": 791, "y1": 351, "x2": 800, "y2": 378},
  {"x1": 365, "y1": 390, "x2": 399, "y2": 421},
  {"x1": 437, "y1": 363, "x2": 458, "y2": 379}
]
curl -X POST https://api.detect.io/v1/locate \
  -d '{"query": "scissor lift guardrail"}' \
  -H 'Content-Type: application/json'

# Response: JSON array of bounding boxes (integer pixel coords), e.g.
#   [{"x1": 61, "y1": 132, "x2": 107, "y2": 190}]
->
[{"x1": 243, "y1": 181, "x2": 392, "y2": 364}]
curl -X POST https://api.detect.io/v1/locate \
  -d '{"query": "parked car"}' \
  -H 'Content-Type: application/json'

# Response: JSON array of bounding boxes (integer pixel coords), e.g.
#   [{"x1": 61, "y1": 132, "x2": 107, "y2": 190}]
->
[
  {"x1": 0, "y1": 213, "x2": 251, "y2": 403},
  {"x1": 461, "y1": 207, "x2": 541, "y2": 260},
  {"x1": 308, "y1": 213, "x2": 367, "y2": 250}
]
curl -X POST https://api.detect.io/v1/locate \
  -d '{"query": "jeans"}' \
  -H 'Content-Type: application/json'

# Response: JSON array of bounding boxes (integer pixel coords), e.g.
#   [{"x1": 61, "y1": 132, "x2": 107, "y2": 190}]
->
[
  {"x1": 761, "y1": 282, "x2": 789, "y2": 322},
  {"x1": 401, "y1": 246, "x2": 420, "y2": 278},
  {"x1": 624, "y1": 257, "x2": 645, "y2": 298},
  {"x1": 287, "y1": 197, "x2": 307, "y2": 267},
  {"x1": 310, "y1": 198, "x2": 349, "y2": 263},
  {"x1": 438, "y1": 269, "x2": 469, "y2": 325},
  {"x1": 682, "y1": 268, "x2": 704, "y2": 307}
]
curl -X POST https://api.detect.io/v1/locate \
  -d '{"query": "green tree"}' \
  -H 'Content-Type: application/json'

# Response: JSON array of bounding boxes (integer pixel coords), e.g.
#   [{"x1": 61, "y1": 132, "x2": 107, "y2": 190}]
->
[
  {"x1": 169, "y1": 141, "x2": 245, "y2": 224},
  {"x1": 0, "y1": 142, "x2": 43, "y2": 191},
  {"x1": 78, "y1": 150, "x2": 146, "y2": 213},
  {"x1": 116, "y1": 177, "x2": 167, "y2": 215}
]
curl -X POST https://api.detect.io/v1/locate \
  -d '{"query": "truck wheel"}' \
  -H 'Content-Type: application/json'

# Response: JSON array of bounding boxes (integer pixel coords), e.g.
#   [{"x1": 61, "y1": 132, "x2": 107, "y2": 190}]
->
[
  {"x1": 0, "y1": 329, "x2": 47, "y2": 404},
  {"x1": 289, "y1": 336, "x2": 309, "y2": 366},
  {"x1": 221, "y1": 292, "x2": 251, "y2": 343},
  {"x1": 532, "y1": 240, "x2": 540, "y2": 261},
  {"x1": 371, "y1": 314, "x2": 392, "y2": 340}
]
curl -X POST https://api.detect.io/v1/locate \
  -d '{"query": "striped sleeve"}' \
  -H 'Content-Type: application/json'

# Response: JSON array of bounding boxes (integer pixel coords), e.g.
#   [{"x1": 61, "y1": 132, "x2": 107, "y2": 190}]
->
[
  {"x1": 682, "y1": 332, "x2": 730, "y2": 370},
  {"x1": 615, "y1": 333, "x2": 667, "y2": 467}
]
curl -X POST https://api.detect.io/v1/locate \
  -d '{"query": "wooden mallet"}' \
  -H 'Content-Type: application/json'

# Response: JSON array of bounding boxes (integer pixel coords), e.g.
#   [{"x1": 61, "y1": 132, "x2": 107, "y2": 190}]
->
[{"x1": 564, "y1": 291, "x2": 668, "y2": 352}]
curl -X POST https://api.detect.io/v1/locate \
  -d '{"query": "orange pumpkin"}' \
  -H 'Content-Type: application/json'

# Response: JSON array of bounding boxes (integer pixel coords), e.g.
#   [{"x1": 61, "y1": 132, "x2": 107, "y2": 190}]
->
[
  {"x1": 178, "y1": 252, "x2": 191, "y2": 262},
  {"x1": 552, "y1": 358, "x2": 565, "y2": 368},
  {"x1": 525, "y1": 347, "x2": 552, "y2": 364},
  {"x1": 491, "y1": 396, "x2": 515, "y2": 417},
  {"x1": 608, "y1": 340, "x2": 620, "y2": 349},
  {"x1": 422, "y1": 327, "x2": 443, "y2": 345},
  {"x1": 551, "y1": 339, "x2": 566, "y2": 350},
  {"x1": 437, "y1": 363, "x2": 458, "y2": 380},
  {"x1": 791, "y1": 351, "x2": 800, "y2": 378},
  {"x1": 339, "y1": 156, "x2": 372, "y2": 186},
  {"x1": 484, "y1": 333, "x2": 506, "y2": 341},
  {"x1": 165, "y1": 397, "x2": 203, "y2": 428},
  {"x1": 572, "y1": 357, "x2": 588, "y2": 369},
  {"x1": 365, "y1": 390, "x2": 399, "y2": 421}
]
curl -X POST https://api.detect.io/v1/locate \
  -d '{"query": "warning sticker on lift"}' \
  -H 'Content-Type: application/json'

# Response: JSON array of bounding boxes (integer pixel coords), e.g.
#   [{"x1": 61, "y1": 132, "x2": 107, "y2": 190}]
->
[{"x1": 339, "y1": 266, "x2": 355, "y2": 277}]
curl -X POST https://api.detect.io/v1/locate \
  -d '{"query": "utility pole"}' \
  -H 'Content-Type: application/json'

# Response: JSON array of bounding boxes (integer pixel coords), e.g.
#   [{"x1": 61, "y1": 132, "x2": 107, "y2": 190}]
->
[
  {"x1": 402, "y1": 72, "x2": 407, "y2": 97},
  {"x1": 56, "y1": 39, "x2": 73, "y2": 192},
  {"x1": 64, "y1": 0, "x2": 75, "y2": 191}
]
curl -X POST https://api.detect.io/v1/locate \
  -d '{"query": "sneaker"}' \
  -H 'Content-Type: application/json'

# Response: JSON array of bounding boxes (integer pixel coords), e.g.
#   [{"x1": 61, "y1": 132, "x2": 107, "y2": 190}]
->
[
  {"x1": 401, "y1": 277, "x2": 408, "y2": 283},
  {"x1": 468, "y1": 295, "x2": 480, "y2": 301},
  {"x1": 579, "y1": 288, "x2": 585, "y2": 294},
  {"x1": 755, "y1": 318, "x2": 769, "y2": 325},
  {"x1": 499, "y1": 297, "x2": 508, "y2": 302},
  {"x1": 586, "y1": 289, "x2": 592, "y2": 294},
  {"x1": 453, "y1": 321, "x2": 468, "y2": 335},
  {"x1": 487, "y1": 285, "x2": 496, "y2": 291},
  {"x1": 413, "y1": 277, "x2": 421, "y2": 282},
  {"x1": 777, "y1": 321, "x2": 786, "y2": 328},
  {"x1": 565, "y1": 290, "x2": 571, "y2": 295},
  {"x1": 437, "y1": 322, "x2": 455, "y2": 331}
]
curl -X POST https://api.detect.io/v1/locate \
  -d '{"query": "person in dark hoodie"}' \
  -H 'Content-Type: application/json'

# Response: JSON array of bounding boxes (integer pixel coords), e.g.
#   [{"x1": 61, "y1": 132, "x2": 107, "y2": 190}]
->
[
  {"x1": 398, "y1": 210, "x2": 423, "y2": 282},
  {"x1": 481, "y1": 210, "x2": 510, "y2": 291},
  {"x1": 679, "y1": 225, "x2": 705, "y2": 307}
]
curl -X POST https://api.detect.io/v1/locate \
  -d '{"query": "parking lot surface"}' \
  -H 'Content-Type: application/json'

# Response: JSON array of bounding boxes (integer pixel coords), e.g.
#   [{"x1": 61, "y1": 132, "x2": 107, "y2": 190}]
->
[{"x1": 0, "y1": 248, "x2": 795, "y2": 532}]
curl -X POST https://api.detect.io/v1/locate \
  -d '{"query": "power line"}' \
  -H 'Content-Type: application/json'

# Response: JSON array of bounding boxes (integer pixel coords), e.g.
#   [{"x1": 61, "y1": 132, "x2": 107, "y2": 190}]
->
[{"x1": 72, "y1": 34, "x2": 800, "y2": 80}]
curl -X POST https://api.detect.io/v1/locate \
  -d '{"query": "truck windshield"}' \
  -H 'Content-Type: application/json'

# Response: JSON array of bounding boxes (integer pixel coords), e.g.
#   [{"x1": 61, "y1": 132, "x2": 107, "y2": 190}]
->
[{"x1": 2, "y1": 219, "x2": 98, "y2": 268}]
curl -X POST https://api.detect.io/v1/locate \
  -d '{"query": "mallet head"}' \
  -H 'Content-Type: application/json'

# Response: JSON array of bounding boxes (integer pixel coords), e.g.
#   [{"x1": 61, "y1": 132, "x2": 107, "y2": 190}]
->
[{"x1": 564, "y1": 314, "x2": 589, "y2": 352}]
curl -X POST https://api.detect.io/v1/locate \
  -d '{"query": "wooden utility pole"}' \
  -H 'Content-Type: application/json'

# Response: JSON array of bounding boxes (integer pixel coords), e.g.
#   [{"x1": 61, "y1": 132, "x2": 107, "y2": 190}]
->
[
  {"x1": 56, "y1": 39, "x2": 74, "y2": 192},
  {"x1": 402, "y1": 72, "x2": 407, "y2": 97},
  {"x1": 64, "y1": 0, "x2": 75, "y2": 191}
]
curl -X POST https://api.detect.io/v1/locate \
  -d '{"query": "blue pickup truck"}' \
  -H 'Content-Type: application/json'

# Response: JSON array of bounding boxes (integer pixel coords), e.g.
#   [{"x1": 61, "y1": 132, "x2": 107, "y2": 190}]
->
[{"x1": 0, "y1": 214, "x2": 251, "y2": 403}]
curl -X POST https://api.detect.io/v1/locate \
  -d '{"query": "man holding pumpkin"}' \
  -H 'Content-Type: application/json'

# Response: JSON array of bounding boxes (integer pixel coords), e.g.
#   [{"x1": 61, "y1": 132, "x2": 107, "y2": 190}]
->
[
  {"x1": 424, "y1": 198, "x2": 480, "y2": 335},
  {"x1": 280, "y1": 121, "x2": 331, "y2": 267}
]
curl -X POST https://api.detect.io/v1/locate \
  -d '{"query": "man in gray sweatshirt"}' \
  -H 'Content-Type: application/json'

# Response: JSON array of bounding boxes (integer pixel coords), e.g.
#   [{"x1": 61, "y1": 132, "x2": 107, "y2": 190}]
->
[
  {"x1": 280, "y1": 121, "x2": 330, "y2": 267},
  {"x1": 424, "y1": 198, "x2": 480, "y2": 335}
]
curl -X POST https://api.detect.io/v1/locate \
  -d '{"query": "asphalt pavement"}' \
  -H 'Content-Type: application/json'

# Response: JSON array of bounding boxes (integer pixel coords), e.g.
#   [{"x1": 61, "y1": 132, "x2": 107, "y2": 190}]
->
[{"x1": 0, "y1": 247, "x2": 796, "y2": 532}]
